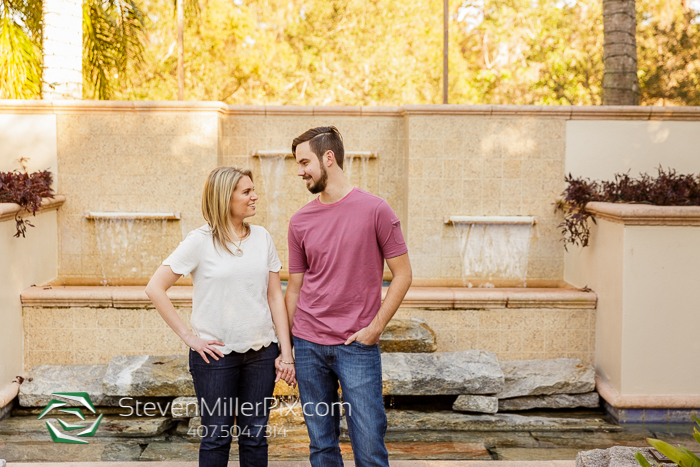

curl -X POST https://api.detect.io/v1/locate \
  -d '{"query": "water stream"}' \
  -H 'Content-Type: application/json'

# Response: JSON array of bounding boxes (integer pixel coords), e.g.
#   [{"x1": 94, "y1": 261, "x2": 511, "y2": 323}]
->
[
  {"x1": 455, "y1": 223, "x2": 535, "y2": 286},
  {"x1": 259, "y1": 155, "x2": 287, "y2": 238},
  {"x1": 344, "y1": 155, "x2": 371, "y2": 191},
  {"x1": 94, "y1": 218, "x2": 169, "y2": 284}
]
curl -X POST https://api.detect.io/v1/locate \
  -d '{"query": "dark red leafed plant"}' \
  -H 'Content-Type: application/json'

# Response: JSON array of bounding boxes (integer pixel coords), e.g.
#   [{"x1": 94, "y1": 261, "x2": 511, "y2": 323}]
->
[
  {"x1": 556, "y1": 167, "x2": 700, "y2": 249},
  {"x1": 0, "y1": 170, "x2": 54, "y2": 238}
]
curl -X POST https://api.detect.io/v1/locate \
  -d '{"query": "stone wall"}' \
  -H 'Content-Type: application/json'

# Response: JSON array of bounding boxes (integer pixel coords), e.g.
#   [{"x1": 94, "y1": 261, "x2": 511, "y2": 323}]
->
[
  {"x1": 23, "y1": 306, "x2": 191, "y2": 369},
  {"x1": 21, "y1": 286, "x2": 596, "y2": 368},
  {"x1": 3, "y1": 102, "x2": 700, "y2": 286},
  {"x1": 393, "y1": 307, "x2": 594, "y2": 364},
  {"x1": 55, "y1": 108, "x2": 219, "y2": 284}
]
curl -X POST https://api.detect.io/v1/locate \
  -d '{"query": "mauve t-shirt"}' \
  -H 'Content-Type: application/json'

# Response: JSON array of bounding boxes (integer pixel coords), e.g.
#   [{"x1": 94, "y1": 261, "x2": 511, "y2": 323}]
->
[{"x1": 288, "y1": 188, "x2": 408, "y2": 345}]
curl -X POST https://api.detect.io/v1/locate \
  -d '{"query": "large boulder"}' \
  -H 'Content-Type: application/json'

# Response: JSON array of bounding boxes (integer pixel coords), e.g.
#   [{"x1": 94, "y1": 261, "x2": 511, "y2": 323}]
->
[
  {"x1": 103, "y1": 355, "x2": 194, "y2": 397},
  {"x1": 576, "y1": 446, "x2": 655, "y2": 467},
  {"x1": 19, "y1": 364, "x2": 122, "y2": 407},
  {"x1": 379, "y1": 318, "x2": 437, "y2": 353},
  {"x1": 381, "y1": 350, "x2": 504, "y2": 395},
  {"x1": 499, "y1": 392, "x2": 599, "y2": 411},
  {"x1": 497, "y1": 359, "x2": 595, "y2": 399}
]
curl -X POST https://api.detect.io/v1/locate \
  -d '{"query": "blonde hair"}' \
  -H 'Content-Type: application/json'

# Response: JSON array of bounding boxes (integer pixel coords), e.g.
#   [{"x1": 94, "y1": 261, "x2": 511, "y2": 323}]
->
[{"x1": 201, "y1": 166, "x2": 253, "y2": 255}]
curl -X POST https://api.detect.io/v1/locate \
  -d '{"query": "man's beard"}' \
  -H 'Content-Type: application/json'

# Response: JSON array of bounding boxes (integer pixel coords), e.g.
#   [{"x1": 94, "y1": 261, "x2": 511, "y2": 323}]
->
[{"x1": 306, "y1": 165, "x2": 328, "y2": 194}]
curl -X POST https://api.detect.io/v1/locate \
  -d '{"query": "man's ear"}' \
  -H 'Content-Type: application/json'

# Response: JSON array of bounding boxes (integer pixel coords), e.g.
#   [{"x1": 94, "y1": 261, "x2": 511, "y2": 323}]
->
[{"x1": 324, "y1": 150, "x2": 335, "y2": 167}]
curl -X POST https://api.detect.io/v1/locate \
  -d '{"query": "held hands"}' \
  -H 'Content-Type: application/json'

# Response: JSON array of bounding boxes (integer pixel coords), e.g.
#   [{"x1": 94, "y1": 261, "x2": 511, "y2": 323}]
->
[
  {"x1": 184, "y1": 334, "x2": 225, "y2": 364},
  {"x1": 275, "y1": 354, "x2": 297, "y2": 388},
  {"x1": 344, "y1": 324, "x2": 382, "y2": 346}
]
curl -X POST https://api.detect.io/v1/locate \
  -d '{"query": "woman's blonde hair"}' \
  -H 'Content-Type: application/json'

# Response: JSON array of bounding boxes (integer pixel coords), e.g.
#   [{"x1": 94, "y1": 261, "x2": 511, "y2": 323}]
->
[{"x1": 201, "y1": 166, "x2": 253, "y2": 255}]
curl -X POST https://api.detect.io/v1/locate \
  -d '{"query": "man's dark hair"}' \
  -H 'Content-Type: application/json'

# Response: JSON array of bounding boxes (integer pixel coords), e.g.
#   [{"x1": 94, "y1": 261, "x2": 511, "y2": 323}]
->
[{"x1": 292, "y1": 126, "x2": 345, "y2": 170}]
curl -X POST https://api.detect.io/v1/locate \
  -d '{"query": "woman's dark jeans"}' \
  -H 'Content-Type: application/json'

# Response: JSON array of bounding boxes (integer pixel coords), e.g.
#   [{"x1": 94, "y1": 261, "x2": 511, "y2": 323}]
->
[{"x1": 189, "y1": 342, "x2": 278, "y2": 467}]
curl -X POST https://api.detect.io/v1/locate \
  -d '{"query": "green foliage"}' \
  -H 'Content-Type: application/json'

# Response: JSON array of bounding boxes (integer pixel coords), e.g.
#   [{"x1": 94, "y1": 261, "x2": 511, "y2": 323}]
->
[
  {"x1": 1, "y1": 0, "x2": 699, "y2": 104},
  {"x1": 635, "y1": 416, "x2": 700, "y2": 467},
  {"x1": 83, "y1": 0, "x2": 147, "y2": 99},
  {"x1": 0, "y1": 0, "x2": 42, "y2": 98}
]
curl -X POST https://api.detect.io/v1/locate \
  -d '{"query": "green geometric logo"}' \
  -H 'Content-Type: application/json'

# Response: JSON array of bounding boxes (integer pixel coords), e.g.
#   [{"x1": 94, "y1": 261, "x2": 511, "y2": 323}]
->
[{"x1": 38, "y1": 392, "x2": 103, "y2": 444}]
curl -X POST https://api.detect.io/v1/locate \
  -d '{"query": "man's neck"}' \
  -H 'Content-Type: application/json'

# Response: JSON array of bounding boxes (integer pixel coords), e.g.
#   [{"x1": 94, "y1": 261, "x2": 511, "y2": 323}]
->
[{"x1": 318, "y1": 180, "x2": 354, "y2": 205}]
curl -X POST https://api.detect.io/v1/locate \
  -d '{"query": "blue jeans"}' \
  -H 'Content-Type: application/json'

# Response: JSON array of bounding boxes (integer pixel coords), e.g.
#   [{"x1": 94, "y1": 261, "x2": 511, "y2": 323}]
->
[
  {"x1": 189, "y1": 342, "x2": 278, "y2": 467},
  {"x1": 293, "y1": 335, "x2": 389, "y2": 467}
]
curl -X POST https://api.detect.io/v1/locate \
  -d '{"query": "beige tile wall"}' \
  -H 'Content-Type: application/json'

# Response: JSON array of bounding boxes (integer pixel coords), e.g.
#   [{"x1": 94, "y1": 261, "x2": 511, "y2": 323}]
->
[
  {"x1": 405, "y1": 116, "x2": 566, "y2": 282},
  {"x1": 23, "y1": 306, "x2": 593, "y2": 367},
  {"x1": 56, "y1": 112, "x2": 219, "y2": 282},
  {"x1": 394, "y1": 307, "x2": 595, "y2": 364},
  {"x1": 220, "y1": 115, "x2": 406, "y2": 271},
  {"x1": 54, "y1": 110, "x2": 567, "y2": 283},
  {"x1": 23, "y1": 306, "x2": 192, "y2": 368}
]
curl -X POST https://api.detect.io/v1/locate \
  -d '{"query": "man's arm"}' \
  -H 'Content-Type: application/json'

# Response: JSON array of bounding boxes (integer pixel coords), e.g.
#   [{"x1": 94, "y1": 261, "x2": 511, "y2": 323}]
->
[
  {"x1": 285, "y1": 272, "x2": 305, "y2": 333},
  {"x1": 344, "y1": 252, "x2": 412, "y2": 345}
]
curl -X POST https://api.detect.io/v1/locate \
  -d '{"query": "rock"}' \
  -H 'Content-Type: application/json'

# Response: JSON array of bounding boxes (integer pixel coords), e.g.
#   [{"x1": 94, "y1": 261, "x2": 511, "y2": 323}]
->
[
  {"x1": 103, "y1": 355, "x2": 194, "y2": 397},
  {"x1": 384, "y1": 441, "x2": 491, "y2": 460},
  {"x1": 382, "y1": 350, "x2": 504, "y2": 395},
  {"x1": 379, "y1": 318, "x2": 437, "y2": 353},
  {"x1": 171, "y1": 397, "x2": 198, "y2": 418},
  {"x1": 19, "y1": 364, "x2": 122, "y2": 407},
  {"x1": 497, "y1": 359, "x2": 595, "y2": 399},
  {"x1": 99, "y1": 416, "x2": 176, "y2": 438},
  {"x1": 385, "y1": 410, "x2": 620, "y2": 432},
  {"x1": 576, "y1": 446, "x2": 655, "y2": 467},
  {"x1": 101, "y1": 443, "x2": 144, "y2": 461},
  {"x1": 274, "y1": 379, "x2": 299, "y2": 396},
  {"x1": 493, "y1": 447, "x2": 584, "y2": 461},
  {"x1": 499, "y1": 392, "x2": 600, "y2": 411},
  {"x1": 452, "y1": 395, "x2": 499, "y2": 414}
]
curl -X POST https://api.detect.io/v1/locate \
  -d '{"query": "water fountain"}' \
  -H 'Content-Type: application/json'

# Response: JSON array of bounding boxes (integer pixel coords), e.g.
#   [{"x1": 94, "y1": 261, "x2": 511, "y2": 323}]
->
[{"x1": 444, "y1": 216, "x2": 536, "y2": 288}]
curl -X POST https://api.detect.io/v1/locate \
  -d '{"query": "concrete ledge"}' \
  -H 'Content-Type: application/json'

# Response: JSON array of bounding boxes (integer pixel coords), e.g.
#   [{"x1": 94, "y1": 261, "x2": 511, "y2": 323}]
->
[
  {"x1": 587, "y1": 202, "x2": 700, "y2": 226},
  {"x1": 21, "y1": 286, "x2": 596, "y2": 309},
  {"x1": 20, "y1": 286, "x2": 192, "y2": 308},
  {"x1": 0, "y1": 196, "x2": 66, "y2": 223},
  {"x1": 596, "y1": 375, "x2": 700, "y2": 409},
  {"x1": 2, "y1": 100, "x2": 700, "y2": 121}
]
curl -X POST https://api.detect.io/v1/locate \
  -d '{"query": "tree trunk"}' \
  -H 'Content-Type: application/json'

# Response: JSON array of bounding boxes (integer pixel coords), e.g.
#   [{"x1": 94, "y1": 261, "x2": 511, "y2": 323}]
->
[
  {"x1": 176, "y1": 0, "x2": 184, "y2": 100},
  {"x1": 602, "y1": 0, "x2": 639, "y2": 105},
  {"x1": 42, "y1": 0, "x2": 83, "y2": 99}
]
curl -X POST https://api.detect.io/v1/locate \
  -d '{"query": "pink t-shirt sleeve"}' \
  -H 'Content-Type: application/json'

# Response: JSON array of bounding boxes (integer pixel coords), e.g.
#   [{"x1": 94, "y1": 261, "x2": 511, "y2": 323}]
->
[
  {"x1": 375, "y1": 201, "x2": 408, "y2": 259},
  {"x1": 288, "y1": 222, "x2": 308, "y2": 273}
]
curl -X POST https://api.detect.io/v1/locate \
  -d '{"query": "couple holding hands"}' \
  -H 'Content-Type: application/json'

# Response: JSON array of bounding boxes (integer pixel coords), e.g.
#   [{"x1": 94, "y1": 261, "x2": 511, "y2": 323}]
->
[{"x1": 145, "y1": 126, "x2": 412, "y2": 467}]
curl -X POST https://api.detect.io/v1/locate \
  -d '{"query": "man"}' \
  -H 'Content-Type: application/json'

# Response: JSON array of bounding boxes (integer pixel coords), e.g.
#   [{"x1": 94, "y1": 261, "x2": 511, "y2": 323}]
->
[{"x1": 284, "y1": 126, "x2": 412, "y2": 467}]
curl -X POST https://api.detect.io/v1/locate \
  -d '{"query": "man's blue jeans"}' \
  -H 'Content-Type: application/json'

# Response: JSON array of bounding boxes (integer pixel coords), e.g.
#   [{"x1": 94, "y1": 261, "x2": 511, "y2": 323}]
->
[
  {"x1": 188, "y1": 342, "x2": 278, "y2": 467},
  {"x1": 293, "y1": 335, "x2": 389, "y2": 467}
]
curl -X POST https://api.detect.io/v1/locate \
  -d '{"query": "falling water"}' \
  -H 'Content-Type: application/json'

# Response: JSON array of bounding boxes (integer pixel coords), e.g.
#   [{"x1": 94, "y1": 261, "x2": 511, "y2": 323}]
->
[
  {"x1": 455, "y1": 223, "x2": 534, "y2": 286},
  {"x1": 344, "y1": 155, "x2": 370, "y2": 190},
  {"x1": 94, "y1": 218, "x2": 169, "y2": 284},
  {"x1": 259, "y1": 155, "x2": 287, "y2": 238}
]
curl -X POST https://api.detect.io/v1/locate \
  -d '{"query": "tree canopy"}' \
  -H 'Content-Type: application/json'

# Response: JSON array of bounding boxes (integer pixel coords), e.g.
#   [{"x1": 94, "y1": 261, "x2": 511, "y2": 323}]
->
[{"x1": 2, "y1": 0, "x2": 699, "y2": 105}]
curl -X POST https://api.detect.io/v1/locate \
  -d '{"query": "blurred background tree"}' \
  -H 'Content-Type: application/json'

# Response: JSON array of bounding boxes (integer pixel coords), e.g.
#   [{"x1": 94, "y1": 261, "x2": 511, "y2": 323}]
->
[{"x1": 2, "y1": 0, "x2": 699, "y2": 105}]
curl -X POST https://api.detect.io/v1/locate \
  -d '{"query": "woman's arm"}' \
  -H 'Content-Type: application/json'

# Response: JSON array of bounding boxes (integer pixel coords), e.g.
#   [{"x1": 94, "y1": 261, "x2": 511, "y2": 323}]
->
[
  {"x1": 145, "y1": 265, "x2": 224, "y2": 363},
  {"x1": 268, "y1": 271, "x2": 296, "y2": 386}
]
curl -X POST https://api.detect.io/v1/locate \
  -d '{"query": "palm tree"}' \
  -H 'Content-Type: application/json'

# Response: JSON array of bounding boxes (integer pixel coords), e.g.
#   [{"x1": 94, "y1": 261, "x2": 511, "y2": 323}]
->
[
  {"x1": 602, "y1": 0, "x2": 640, "y2": 105},
  {"x1": 0, "y1": 0, "x2": 146, "y2": 99}
]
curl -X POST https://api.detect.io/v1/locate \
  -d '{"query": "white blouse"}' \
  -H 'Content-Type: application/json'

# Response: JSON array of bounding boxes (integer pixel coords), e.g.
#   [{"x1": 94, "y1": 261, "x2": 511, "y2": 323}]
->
[{"x1": 163, "y1": 224, "x2": 282, "y2": 354}]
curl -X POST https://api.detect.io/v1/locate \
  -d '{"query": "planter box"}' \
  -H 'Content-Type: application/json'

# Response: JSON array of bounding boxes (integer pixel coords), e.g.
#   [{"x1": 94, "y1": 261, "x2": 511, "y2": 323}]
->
[{"x1": 564, "y1": 202, "x2": 700, "y2": 420}]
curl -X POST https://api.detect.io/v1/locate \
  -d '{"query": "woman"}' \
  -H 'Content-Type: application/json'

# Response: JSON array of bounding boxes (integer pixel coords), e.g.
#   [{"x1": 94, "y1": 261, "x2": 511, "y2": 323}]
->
[{"x1": 145, "y1": 166, "x2": 295, "y2": 467}]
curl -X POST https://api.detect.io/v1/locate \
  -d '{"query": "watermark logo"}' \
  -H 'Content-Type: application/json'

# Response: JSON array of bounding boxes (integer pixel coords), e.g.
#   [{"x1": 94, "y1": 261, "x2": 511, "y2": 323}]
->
[{"x1": 38, "y1": 392, "x2": 103, "y2": 444}]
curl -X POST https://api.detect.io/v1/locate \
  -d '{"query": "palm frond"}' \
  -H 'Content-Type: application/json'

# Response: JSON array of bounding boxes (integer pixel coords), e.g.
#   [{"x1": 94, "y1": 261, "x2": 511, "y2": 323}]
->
[
  {"x1": 0, "y1": 14, "x2": 42, "y2": 99},
  {"x1": 83, "y1": 0, "x2": 146, "y2": 99}
]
